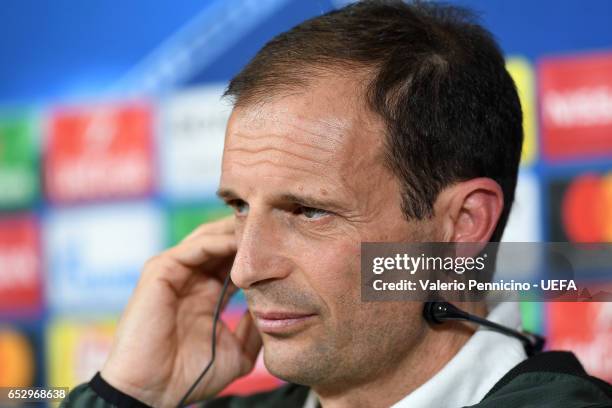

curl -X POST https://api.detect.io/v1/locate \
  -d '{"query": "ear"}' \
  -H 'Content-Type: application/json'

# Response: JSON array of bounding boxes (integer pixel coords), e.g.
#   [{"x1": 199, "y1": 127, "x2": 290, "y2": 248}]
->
[{"x1": 434, "y1": 178, "x2": 504, "y2": 243}]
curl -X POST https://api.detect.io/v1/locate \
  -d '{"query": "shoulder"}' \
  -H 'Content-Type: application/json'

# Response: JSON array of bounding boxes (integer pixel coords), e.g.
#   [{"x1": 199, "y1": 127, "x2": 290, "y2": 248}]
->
[
  {"x1": 202, "y1": 383, "x2": 310, "y2": 408},
  {"x1": 470, "y1": 351, "x2": 612, "y2": 408}
]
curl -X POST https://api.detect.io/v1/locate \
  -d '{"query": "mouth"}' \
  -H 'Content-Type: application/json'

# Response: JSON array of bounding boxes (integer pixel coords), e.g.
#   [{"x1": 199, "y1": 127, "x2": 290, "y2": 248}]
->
[{"x1": 252, "y1": 311, "x2": 317, "y2": 335}]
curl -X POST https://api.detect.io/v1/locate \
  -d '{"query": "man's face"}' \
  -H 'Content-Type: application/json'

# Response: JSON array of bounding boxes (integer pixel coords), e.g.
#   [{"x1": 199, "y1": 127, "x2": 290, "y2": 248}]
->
[{"x1": 219, "y1": 73, "x2": 433, "y2": 387}]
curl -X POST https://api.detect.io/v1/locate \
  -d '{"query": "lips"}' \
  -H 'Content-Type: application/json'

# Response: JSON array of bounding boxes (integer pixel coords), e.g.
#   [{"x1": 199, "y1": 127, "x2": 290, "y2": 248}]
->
[{"x1": 252, "y1": 311, "x2": 317, "y2": 334}]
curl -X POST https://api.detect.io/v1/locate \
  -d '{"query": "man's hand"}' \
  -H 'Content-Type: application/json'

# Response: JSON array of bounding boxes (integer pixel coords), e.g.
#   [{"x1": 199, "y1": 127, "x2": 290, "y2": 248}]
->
[{"x1": 100, "y1": 216, "x2": 262, "y2": 407}]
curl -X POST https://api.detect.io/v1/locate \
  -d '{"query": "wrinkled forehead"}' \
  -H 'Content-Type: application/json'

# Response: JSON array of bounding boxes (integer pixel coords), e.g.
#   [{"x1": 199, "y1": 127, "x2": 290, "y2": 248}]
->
[
  {"x1": 232, "y1": 102, "x2": 348, "y2": 148},
  {"x1": 222, "y1": 76, "x2": 386, "y2": 181}
]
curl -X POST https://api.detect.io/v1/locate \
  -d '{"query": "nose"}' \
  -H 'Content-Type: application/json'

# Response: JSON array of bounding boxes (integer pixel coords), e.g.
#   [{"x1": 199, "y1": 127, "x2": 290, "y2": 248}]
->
[{"x1": 231, "y1": 211, "x2": 292, "y2": 289}]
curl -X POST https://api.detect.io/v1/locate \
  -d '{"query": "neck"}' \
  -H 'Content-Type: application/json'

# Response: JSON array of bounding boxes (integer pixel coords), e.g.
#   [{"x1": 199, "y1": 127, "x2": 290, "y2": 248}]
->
[{"x1": 313, "y1": 320, "x2": 476, "y2": 408}]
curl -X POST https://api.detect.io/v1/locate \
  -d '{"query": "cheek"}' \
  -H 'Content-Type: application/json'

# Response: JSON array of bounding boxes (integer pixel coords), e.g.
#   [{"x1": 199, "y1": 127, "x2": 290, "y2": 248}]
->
[{"x1": 291, "y1": 237, "x2": 362, "y2": 315}]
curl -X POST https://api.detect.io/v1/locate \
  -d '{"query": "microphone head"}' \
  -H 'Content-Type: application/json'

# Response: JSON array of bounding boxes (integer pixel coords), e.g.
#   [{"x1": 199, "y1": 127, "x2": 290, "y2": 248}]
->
[
  {"x1": 423, "y1": 301, "x2": 467, "y2": 324},
  {"x1": 423, "y1": 301, "x2": 445, "y2": 324}
]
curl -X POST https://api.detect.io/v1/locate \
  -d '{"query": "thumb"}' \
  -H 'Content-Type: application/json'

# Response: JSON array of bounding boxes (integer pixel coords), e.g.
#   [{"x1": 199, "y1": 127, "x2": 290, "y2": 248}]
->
[{"x1": 234, "y1": 311, "x2": 263, "y2": 375}]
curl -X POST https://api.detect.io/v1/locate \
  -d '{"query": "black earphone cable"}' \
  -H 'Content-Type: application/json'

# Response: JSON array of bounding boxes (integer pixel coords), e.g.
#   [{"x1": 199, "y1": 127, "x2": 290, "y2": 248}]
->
[{"x1": 176, "y1": 272, "x2": 233, "y2": 408}]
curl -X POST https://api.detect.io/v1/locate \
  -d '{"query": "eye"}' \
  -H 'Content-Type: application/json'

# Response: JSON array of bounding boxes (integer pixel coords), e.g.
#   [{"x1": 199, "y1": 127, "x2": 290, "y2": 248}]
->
[
  {"x1": 227, "y1": 199, "x2": 249, "y2": 216},
  {"x1": 294, "y1": 206, "x2": 329, "y2": 220}
]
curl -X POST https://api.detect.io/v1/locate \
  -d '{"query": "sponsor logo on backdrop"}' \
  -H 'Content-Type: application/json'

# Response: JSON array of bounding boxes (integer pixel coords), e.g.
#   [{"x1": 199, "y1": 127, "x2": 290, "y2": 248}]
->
[
  {"x1": 506, "y1": 58, "x2": 537, "y2": 166},
  {"x1": 47, "y1": 320, "x2": 116, "y2": 388},
  {"x1": 160, "y1": 85, "x2": 230, "y2": 200},
  {"x1": 501, "y1": 171, "x2": 541, "y2": 242},
  {"x1": 539, "y1": 53, "x2": 612, "y2": 160},
  {"x1": 547, "y1": 303, "x2": 612, "y2": 382},
  {"x1": 0, "y1": 114, "x2": 39, "y2": 209},
  {"x1": 45, "y1": 102, "x2": 154, "y2": 203},
  {"x1": 0, "y1": 326, "x2": 35, "y2": 387},
  {"x1": 44, "y1": 202, "x2": 163, "y2": 312},
  {"x1": 548, "y1": 172, "x2": 612, "y2": 242},
  {"x1": 0, "y1": 216, "x2": 42, "y2": 314}
]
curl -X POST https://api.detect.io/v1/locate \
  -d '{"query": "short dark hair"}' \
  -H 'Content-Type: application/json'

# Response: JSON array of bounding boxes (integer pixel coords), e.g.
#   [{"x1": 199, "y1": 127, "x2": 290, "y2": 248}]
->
[{"x1": 225, "y1": 0, "x2": 523, "y2": 241}]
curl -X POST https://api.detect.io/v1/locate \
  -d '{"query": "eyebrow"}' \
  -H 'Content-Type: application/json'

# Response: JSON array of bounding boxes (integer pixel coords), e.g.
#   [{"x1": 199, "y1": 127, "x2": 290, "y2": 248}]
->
[
  {"x1": 216, "y1": 188, "x2": 349, "y2": 213},
  {"x1": 216, "y1": 188, "x2": 239, "y2": 201},
  {"x1": 278, "y1": 193, "x2": 348, "y2": 212}
]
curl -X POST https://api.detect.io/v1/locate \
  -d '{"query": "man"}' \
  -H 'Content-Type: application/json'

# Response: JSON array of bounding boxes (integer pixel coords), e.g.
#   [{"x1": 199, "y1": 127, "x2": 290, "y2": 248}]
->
[{"x1": 62, "y1": 1, "x2": 611, "y2": 407}]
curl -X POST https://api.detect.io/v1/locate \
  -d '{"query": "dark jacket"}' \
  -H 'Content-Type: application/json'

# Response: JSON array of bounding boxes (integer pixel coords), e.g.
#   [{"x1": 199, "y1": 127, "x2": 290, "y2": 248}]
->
[{"x1": 60, "y1": 351, "x2": 612, "y2": 408}]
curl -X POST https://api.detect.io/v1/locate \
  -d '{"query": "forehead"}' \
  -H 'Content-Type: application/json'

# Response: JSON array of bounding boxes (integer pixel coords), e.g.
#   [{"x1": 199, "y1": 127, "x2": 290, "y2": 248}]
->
[{"x1": 221, "y1": 75, "x2": 387, "y2": 195}]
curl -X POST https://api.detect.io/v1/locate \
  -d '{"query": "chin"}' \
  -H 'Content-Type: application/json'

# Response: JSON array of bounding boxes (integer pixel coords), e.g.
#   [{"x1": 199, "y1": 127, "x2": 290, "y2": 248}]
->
[{"x1": 261, "y1": 337, "x2": 335, "y2": 385}]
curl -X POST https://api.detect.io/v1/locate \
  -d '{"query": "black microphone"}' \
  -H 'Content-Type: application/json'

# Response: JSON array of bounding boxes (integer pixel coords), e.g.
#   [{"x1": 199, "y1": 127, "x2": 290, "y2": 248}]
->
[{"x1": 423, "y1": 301, "x2": 545, "y2": 356}]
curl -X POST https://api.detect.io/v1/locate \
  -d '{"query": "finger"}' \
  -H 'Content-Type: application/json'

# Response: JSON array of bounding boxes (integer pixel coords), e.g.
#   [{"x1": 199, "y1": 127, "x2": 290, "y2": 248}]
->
[
  {"x1": 182, "y1": 216, "x2": 235, "y2": 242},
  {"x1": 192, "y1": 252, "x2": 236, "y2": 282},
  {"x1": 207, "y1": 275, "x2": 240, "y2": 311},
  {"x1": 167, "y1": 233, "x2": 237, "y2": 268},
  {"x1": 235, "y1": 312, "x2": 263, "y2": 373},
  {"x1": 144, "y1": 234, "x2": 236, "y2": 291}
]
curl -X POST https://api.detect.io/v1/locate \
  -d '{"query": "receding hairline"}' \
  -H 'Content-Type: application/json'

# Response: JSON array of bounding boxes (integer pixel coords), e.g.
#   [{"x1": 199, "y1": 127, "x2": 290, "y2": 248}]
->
[
  {"x1": 224, "y1": 65, "x2": 391, "y2": 152},
  {"x1": 224, "y1": 59, "x2": 379, "y2": 109}
]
